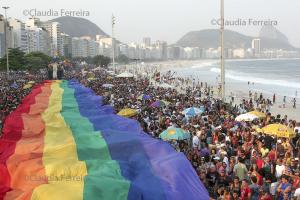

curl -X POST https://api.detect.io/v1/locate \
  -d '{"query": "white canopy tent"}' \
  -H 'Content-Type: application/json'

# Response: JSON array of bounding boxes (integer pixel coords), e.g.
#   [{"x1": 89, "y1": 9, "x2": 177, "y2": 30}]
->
[
  {"x1": 116, "y1": 72, "x2": 134, "y2": 78},
  {"x1": 235, "y1": 113, "x2": 258, "y2": 122},
  {"x1": 158, "y1": 83, "x2": 174, "y2": 89}
]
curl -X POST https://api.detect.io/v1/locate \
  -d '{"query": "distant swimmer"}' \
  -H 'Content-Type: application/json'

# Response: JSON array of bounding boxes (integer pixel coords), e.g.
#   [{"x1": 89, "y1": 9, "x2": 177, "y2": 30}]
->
[
  {"x1": 292, "y1": 98, "x2": 296, "y2": 109},
  {"x1": 273, "y1": 94, "x2": 276, "y2": 104},
  {"x1": 283, "y1": 96, "x2": 286, "y2": 108}
]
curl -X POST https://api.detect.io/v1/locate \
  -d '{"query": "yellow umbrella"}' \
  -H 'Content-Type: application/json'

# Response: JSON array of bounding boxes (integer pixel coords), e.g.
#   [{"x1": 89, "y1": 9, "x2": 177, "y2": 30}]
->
[
  {"x1": 161, "y1": 100, "x2": 170, "y2": 106},
  {"x1": 252, "y1": 125, "x2": 263, "y2": 133},
  {"x1": 262, "y1": 124, "x2": 296, "y2": 138},
  {"x1": 23, "y1": 84, "x2": 32, "y2": 89},
  {"x1": 117, "y1": 108, "x2": 138, "y2": 118},
  {"x1": 28, "y1": 81, "x2": 35, "y2": 84},
  {"x1": 87, "y1": 72, "x2": 95, "y2": 78},
  {"x1": 248, "y1": 111, "x2": 266, "y2": 118},
  {"x1": 87, "y1": 77, "x2": 96, "y2": 81}
]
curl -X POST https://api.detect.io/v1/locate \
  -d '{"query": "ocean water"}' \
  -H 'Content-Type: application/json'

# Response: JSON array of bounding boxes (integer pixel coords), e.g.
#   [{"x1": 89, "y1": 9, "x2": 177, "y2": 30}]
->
[{"x1": 168, "y1": 59, "x2": 300, "y2": 100}]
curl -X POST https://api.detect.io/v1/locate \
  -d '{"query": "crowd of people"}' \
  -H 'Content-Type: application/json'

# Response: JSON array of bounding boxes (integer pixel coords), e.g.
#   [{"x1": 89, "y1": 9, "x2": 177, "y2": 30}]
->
[
  {"x1": 1, "y1": 66, "x2": 300, "y2": 199},
  {"x1": 0, "y1": 72, "x2": 45, "y2": 134}
]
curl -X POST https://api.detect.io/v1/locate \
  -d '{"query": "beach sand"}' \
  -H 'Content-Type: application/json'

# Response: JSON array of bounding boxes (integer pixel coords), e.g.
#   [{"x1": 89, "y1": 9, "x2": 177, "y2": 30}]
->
[{"x1": 127, "y1": 59, "x2": 300, "y2": 121}]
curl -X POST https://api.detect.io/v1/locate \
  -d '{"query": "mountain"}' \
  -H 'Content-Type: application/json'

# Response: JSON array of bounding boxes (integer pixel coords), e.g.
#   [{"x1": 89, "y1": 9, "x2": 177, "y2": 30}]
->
[
  {"x1": 176, "y1": 29, "x2": 252, "y2": 49},
  {"x1": 259, "y1": 25, "x2": 289, "y2": 42},
  {"x1": 49, "y1": 16, "x2": 108, "y2": 38},
  {"x1": 177, "y1": 27, "x2": 295, "y2": 50},
  {"x1": 259, "y1": 25, "x2": 294, "y2": 50}
]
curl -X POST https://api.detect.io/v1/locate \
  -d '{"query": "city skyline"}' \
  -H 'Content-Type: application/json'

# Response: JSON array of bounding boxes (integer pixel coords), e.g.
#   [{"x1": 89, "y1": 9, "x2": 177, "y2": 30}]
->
[
  {"x1": 0, "y1": 0, "x2": 299, "y2": 47},
  {"x1": 0, "y1": 15, "x2": 298, "y2": 60}
]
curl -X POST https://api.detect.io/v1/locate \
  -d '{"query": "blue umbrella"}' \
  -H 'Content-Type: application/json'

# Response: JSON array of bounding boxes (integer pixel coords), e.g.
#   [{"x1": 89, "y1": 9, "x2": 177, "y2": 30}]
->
[
  {"x1": 159, "y1": 127, "x2": 190, "y2": 141},
  {"x1": 182, "y1": 107, "x2": 204, "y2": 117},
  {"x1": 102, "y1": 84, "x2": 114, "y2": 88},
  {"x1": 10, "y1": 82, "x2": 18, "y2": 89},
  {"x1": 137, "y1": 94, "x2": 151, "y2": 100}
]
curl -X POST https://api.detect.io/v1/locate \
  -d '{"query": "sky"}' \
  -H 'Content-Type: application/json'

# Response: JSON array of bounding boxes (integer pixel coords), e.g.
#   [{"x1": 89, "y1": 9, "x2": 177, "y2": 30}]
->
[{"x1": 1, "y1": 0, "x2": 300, "y2": 47}]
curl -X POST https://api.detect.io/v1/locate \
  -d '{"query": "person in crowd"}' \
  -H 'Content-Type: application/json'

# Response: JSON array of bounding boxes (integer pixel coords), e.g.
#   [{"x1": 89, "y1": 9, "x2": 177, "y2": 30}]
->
[
  {"x1": 249, "y1": 176, "x2": 261, "y2": 200},
  {"x1": 234, "y1": 157, "x2": 248, "y2": 181},
  {"x1": 277, "y1": 175, "x2": 292, "y2": 200}
]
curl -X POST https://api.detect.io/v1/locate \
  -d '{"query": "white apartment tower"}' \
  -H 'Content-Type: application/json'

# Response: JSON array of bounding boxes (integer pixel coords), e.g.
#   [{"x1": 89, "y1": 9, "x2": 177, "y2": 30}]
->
[
  {"x1": 252, "y1": 38, "x2": 261, "y2": 57},
  {"x1": 26, "y1": 18, "x2": 51, "y2": 55},
  {"x1": 8, "y1": 18, "x2": 28, "y2": 53},
  {"x1": 142, "y1": 37, "x2": 151, "y2": 47},
  {"x1": 40, "y1": 21, "x2": 64, "y2": 56},
  {"x1": 0, "y1": 15, "x2": 14, "y2": 57}
]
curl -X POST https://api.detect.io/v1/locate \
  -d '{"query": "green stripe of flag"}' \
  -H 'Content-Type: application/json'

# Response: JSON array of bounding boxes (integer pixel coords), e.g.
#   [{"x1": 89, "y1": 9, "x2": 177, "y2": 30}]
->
[{"x1": 60, "y1": 81, "x2": 130, "y2": 200}]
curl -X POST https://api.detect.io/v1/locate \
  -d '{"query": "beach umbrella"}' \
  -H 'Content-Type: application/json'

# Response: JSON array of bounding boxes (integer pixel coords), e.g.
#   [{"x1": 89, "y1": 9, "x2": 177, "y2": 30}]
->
[
  {"x1": 252, "y1": 125, "x2": 263, "y2": 133},
  {"x1": 137, "y1": 94, "x2": 151, "y2": 100},
  {"x1": 159, "y1": 127, "x2": 190, "y2": 141},
  {"x1": 92, "y1": 67, "x2": 101, "y2": 71},
  {"x1": 10, "y1": 82, "x2": 18, "y2": 89},
  {"x1": 106, "y1": 70, "x2": 116, "y2": 76},
  {"x1": 102, "y1": 84, "x2": 114, "y2": 88},
  {"x1": 116, "y1": 72, "x2": 134, "y2": 78},
  {"x1": 182, "y1": 107, "x2": 204, "y2": 117},
  {"x1": 23, "y1": 84, "x2": 32, "y2": 89},
  {"x1": 248, "y1": 111, "x2": 266, "y2": 118},
  {"x1": 150, "y1": 100, "x2": 170, "y2": 107},
  {"x1": 28, "y1": 81, "x2": 35, "y2": 84},
  {"x1": 262, "y1": 124, "x2": 296, "y2": 138},
  {"x1": 235, "y1": 113, "x2": 258, "y2": 122},
  {"x1": 87, "y1": 77, "x2": 97, "y2": 81},
  {"x1": 117, "y1": 108, "x2": 138, "y2": 118},
  {"x1": 158, "y1": 83, "x2": 174, "y2": 89}
]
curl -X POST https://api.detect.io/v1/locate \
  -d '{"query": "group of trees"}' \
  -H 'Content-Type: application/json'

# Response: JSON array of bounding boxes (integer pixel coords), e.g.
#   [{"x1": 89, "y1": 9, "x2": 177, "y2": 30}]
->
[
  {"x1": 92, "y1": 55, "x2": 111, "y2": 66},
  {"x1": 0, "y1": 48, "x2": 51, "y2": 71},
  {"x1": 0, "y1": 48, "x2": 131, "y2": 72},
  {"x1": 72, "y1": 54, "x2": 130, "y2": 67}
]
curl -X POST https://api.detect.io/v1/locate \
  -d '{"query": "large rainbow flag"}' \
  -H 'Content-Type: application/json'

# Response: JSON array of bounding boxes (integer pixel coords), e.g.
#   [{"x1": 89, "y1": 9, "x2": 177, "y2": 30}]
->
[{"x1": 0, "y1": 80, "x2": 209, "y2": 200}]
